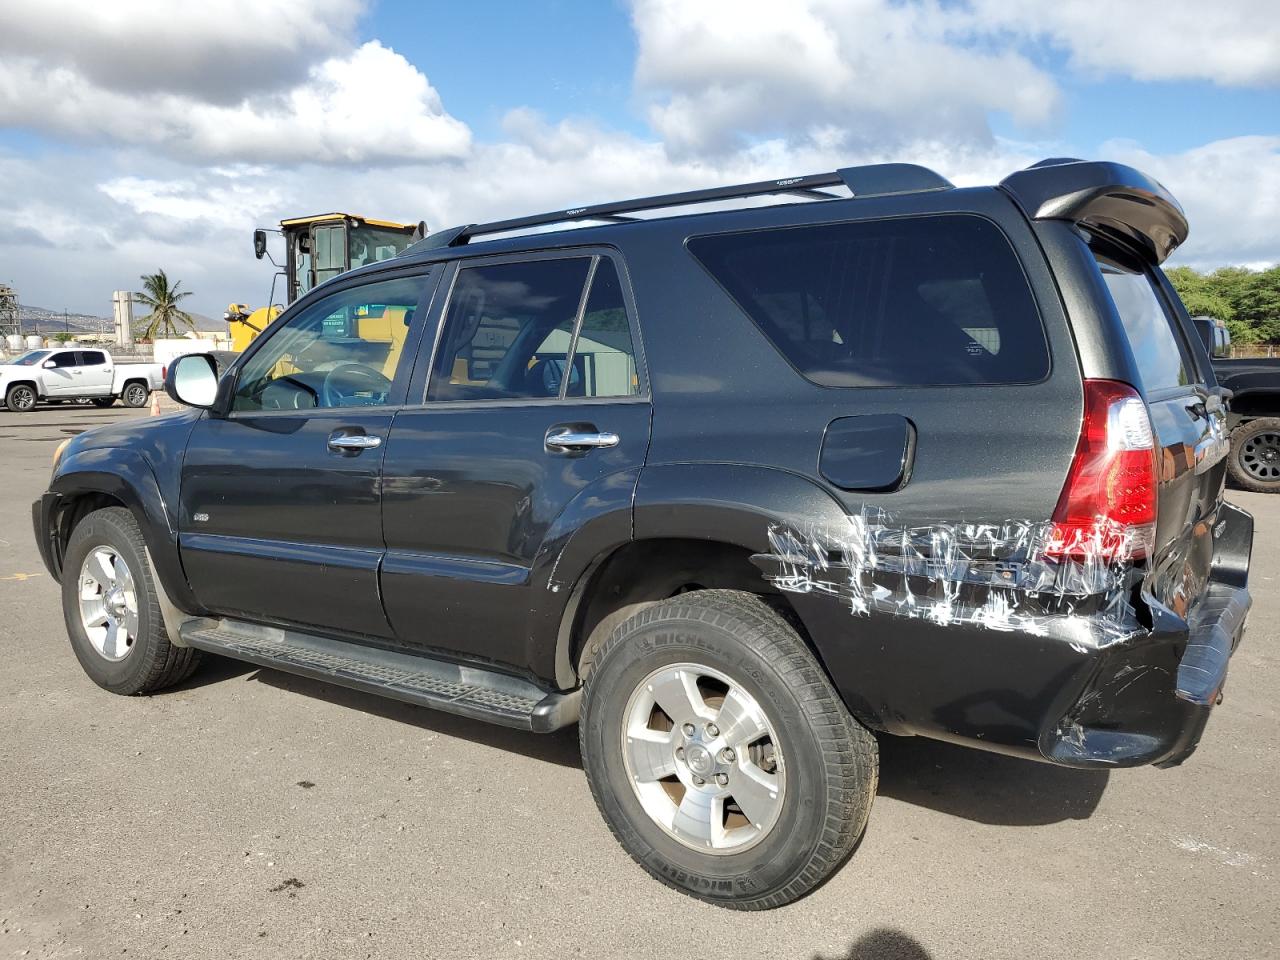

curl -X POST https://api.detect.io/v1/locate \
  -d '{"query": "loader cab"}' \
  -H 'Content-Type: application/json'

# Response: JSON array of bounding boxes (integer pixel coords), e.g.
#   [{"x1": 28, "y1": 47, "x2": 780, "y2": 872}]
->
[{"x1": 274, "y1": 214, "x2": 423, "y2": 304}]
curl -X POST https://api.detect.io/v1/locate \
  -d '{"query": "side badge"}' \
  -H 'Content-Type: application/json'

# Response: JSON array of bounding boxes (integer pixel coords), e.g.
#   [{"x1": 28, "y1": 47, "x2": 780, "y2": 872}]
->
[{"x1": 193, "y1": 512, "x2": 210, "y2": 523}]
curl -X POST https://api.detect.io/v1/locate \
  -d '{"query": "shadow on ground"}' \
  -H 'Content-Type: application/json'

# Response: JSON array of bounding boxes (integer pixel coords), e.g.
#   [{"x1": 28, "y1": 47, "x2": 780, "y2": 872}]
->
[
  {"x1": 816, "y1": 928, "x2": 934, "y2": 959},
  {"x1": 249, "y1": 665, "x2": 583, "y2": 768},
  {"x1": 877, "y1": 734, "x2": 1108, "y2": 825},
  {"x1": 219, "y1": 659, "x2": 1107, "y2": 816}
]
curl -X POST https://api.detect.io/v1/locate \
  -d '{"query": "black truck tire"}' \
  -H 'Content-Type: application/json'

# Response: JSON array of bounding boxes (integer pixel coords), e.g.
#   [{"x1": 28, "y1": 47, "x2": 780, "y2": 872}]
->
[
  {"x1": 121, "y1": 382, "x2": 150, "y2": 408},
  {"x1": 1227, "y1": 418, "x2": 1280, "y2": 493},
  {"x1": 579, "y1": 589, "x2": 877, "y2": 910},
  {"x1": 61, "y1": 507, "x2": 201, "y2": 694},
  {"x1": 5, "y1": 383, "x2": 38, "y2": 412}
]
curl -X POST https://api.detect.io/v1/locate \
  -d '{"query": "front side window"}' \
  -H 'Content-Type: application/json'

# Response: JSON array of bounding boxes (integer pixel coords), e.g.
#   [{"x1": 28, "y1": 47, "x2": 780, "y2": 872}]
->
[
  {"x1": 1093, "y1": 250, "x2": 1191, "y2": 392},
  {"x1": 688, "y1": 214, "x2": 1049, "y2": 387},
  {"x1": 428, "y1": 256, "x2": 641, "y2": 402},
  {"x1": 49, "y1": 351, "x2": 78, "y2": 368},
  {"x1": 232, "y1": 274, "x2": 427, "y2": 412}
]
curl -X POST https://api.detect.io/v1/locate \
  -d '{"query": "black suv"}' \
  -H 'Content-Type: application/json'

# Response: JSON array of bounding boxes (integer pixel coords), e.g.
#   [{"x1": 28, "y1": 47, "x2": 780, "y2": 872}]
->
[{"x1": 34, "y1": 159, "x2": 1253, "y2": 909}]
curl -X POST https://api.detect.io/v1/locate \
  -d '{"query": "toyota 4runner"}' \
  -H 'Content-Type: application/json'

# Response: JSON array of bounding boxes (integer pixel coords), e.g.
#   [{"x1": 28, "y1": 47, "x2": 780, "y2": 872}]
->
[{"x1": 33, "y1": 159, "x2": 1253, "y2": 909}]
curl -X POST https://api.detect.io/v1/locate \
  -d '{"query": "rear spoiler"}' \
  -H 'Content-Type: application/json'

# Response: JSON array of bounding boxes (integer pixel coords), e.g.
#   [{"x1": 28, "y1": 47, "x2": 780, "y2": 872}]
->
[{"x1": 1000, "y1": 159, "x2": 1189, "y2": 265}]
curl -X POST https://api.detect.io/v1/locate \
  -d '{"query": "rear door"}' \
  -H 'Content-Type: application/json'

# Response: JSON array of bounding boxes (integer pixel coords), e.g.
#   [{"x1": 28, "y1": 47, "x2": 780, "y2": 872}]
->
[
  {"x1": 379, "y1": 251, "x2": 651, "y2": 671},
  {"x1": 77, "y1": 350, "x2": 113, "y2": 393},
  {"x1": 1091, "y1": 244, "x2": 1228, "y2": 616}
]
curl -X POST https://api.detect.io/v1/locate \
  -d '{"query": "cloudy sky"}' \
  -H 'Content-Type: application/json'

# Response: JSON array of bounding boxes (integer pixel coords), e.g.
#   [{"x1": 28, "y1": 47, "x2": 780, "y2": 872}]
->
[{"x1": 1, "y1": 0, "x2": 1277, "y2": 317}]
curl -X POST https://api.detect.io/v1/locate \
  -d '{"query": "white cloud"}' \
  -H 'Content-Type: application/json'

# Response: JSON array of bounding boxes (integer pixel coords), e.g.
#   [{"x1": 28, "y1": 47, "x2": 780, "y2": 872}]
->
[
  {"x1": 0, "y1": 0, "x2": 363, "y2": 102},
  {"x1": 630, "y1": 0, "x2": 1062, "y2": 157},
  {"x1": 0, "y1": 0, "x2": 472, "y2": 166},
  {"x1": 970, "y1": 0, "x2": 1280, "y2": 87}
]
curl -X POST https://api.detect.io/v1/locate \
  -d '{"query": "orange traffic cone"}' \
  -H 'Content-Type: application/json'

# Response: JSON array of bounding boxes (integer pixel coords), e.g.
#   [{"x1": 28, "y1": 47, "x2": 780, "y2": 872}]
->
[{"x1": 150, "y1": 390, "x2": 161, "y2": 416}]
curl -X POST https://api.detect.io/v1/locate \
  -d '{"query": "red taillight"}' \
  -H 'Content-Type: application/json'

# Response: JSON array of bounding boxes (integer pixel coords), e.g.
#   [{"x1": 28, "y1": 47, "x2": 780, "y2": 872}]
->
[{"x1": 1046, "y1": 379, "x2": 1157, "y2": 562}]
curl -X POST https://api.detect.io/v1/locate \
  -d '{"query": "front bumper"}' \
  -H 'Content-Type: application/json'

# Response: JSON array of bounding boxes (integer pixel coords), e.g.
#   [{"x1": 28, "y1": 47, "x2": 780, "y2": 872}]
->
[{"x1": 32, "y1": 493, "x2": 63, "y2": 582}]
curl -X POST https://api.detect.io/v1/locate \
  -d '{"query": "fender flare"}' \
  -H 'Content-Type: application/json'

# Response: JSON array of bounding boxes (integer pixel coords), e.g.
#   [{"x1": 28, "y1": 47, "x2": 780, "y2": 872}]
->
[{"x1": 48, "y1": 447, "x2": 202, "y2": 614}]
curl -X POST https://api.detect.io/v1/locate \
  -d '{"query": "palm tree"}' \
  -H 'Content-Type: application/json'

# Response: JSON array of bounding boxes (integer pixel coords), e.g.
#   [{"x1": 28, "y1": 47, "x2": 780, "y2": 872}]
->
[{"x1": 135, "y1": 270, "x2": 195, "y2": 340}]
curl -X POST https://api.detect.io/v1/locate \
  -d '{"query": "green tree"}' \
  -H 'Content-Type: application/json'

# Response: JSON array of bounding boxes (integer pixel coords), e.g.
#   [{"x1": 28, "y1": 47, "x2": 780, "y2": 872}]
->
[
  {"x1": 1166, "y1": 264, "x2": 1280, "y2": 345},
  {"x1": 134, "y1": 269, "x2": 195, "y2": 340}
]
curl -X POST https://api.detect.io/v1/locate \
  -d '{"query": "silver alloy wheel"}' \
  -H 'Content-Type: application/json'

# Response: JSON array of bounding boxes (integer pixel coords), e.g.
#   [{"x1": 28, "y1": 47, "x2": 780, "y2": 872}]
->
[
  {"x1": 78, "y1": 546, "x2": 139, "y2": 661},
  {"x1": 123, "y1": 383, "x2": 148, "y2": 406},
  {"x1": 621, "y1": 662, "x2": 785, "y2": 854},
  {"x1": 8, "y1": 385, "x2": 36, "y2": 410}
]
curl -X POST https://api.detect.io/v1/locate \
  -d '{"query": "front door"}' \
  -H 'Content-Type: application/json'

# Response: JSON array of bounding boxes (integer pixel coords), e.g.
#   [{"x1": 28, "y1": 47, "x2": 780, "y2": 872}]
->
[
  {"x1": 179, "y1": 268, "x2": 436, "y2": 637},
  {"x1": 42, "y1": 350, "x2": 80, "y2": 396},
  {"x1": 380, "y1": 252, "x2": 651, "y2": 671}
]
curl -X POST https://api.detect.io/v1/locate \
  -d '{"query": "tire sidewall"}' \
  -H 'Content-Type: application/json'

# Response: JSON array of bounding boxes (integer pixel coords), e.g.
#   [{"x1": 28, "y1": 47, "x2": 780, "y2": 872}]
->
[
  {"x1": 1230, "y1": 419, "x2": 1280, "y2": 493},
  {"x1": 61, "y1": 511, "x2": 159, "y2": 693},
  {"x1": 582, "y1": 609, "x2": 838, "y2": 904},
  {"x1": 122, "y1": 384, "x2": 149, "y2": 407},
  {"x1": 6, "y1": 384, "x2": 37, "y2": 412}
]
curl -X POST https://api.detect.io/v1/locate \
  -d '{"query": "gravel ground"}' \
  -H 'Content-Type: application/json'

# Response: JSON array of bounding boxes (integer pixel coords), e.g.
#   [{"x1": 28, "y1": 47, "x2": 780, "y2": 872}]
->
[{"x1": 1, "y1": 405, "x2": 1276, "y2": 960}]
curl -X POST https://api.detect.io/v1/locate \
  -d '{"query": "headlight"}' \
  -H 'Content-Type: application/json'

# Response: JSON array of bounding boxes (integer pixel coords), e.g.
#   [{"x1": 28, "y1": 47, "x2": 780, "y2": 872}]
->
[{"x1": 52, "y1": 437, "x2": 72, "y2": 474}]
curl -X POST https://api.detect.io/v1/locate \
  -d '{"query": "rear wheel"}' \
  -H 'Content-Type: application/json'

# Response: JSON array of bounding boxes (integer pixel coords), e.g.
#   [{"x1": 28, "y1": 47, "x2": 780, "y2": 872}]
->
[
  {"x1": 5, "y1": 383, "x2": 37, "y2": 412},
  {"x1": 580, "y1": 589, "x2": 877, "y2": 909},
  {"x1": 121, "y1": 382, "x2": 150, "y2": 407},
  {"x1": 61, "y1": 507, "x2": 201, "y2": 694},
  {"x1": 92, "y1": 397, "x2": 116, "y2": 408},
  {"x1": 1228, "y1": 418, "x2": 1280, "y2": 493}
]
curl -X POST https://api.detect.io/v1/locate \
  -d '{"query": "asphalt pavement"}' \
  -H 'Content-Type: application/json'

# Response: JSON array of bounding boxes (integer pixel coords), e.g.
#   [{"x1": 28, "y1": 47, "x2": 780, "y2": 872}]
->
[{"x1": 1, "y1": 404, "x2": 1276, "y2": 960}]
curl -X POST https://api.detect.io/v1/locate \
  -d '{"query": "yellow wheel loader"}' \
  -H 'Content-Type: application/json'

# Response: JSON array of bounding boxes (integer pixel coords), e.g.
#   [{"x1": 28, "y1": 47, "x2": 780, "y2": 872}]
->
[{"x1": 225, "y1": 213, "x2": 424, "y2": 353}]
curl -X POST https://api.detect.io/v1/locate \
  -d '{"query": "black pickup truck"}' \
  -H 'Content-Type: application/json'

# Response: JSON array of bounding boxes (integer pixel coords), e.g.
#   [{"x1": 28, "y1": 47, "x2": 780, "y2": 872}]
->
[
  {"x1": 1190, "y1": 317, "x2": 1280, "y2": 493},
  {"x1": 35, "y1": 158, "x2": 1253, "y2": 909}
]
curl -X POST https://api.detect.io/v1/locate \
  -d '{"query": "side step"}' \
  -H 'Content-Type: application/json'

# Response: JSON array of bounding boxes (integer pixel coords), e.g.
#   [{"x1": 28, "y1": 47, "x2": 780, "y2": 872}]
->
[{"x1": 179, "y1": 619, "x2": 579, "y2": 732}]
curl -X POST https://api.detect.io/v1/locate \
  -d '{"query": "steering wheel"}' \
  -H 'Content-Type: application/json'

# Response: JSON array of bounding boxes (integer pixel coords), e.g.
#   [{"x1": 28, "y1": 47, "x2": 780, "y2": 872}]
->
[{"x1": 321, "y1": 363, "x2": 392, "y2": 408}]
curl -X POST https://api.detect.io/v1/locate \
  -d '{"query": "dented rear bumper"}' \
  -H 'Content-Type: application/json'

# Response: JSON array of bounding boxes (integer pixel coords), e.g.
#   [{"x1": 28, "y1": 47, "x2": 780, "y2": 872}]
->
[{"x1": 754, "y1": 502, "x2": 1253, "y2": 769}]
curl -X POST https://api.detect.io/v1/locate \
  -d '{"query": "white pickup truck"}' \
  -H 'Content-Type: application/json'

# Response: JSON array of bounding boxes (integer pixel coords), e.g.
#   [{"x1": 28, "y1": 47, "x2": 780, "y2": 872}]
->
[{"x1": 0, "y1": 347, "x2": 164, "y2": 412}]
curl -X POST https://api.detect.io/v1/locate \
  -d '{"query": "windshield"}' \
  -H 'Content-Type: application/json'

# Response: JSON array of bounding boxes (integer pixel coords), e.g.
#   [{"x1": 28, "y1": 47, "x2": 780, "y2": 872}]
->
[
  {"x1": 9, "y1": 350, "x2": 50, "y2": 366},
  {"x1": 350, "y1": 225, "x2": 413, "y2": 269}
]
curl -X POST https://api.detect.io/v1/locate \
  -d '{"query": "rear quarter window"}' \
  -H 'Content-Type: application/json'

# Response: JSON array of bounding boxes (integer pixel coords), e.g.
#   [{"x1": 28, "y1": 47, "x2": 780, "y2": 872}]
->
[{"x1": 687, "y1": 214, "x2": 1049, "y2": 387}]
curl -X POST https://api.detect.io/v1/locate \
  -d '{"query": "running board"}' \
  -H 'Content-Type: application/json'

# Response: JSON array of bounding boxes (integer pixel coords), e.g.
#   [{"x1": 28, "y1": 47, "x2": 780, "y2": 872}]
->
[{"x1": 179, "y1": 620, "x2": 579, "y2": 732}]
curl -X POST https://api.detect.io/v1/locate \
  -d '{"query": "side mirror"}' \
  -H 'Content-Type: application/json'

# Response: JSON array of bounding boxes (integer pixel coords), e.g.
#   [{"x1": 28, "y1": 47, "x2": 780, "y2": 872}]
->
[
  {"x1": 1213, "y1": 323, "x2": 1231, "y2": 359},
  {"x1": 253, "y1": 229, "x2": 268, "y2": 260},
  {"x1": 165, "y1": 353, "x2": 219, "y2": 409},
  {"x1": 42, "y1": 359, "x2": 56, "y2": 369}
]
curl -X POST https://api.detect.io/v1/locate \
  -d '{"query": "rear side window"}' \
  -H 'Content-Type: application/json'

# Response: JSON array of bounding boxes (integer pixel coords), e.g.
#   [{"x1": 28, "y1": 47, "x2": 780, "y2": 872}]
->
[
  {"x1": 79, "y1": 351, "x2": 106, "y2": 366},
  {"x1": 1092, "y1": 251, "x2": 1191, "y2": 392},
  {"x1": 688, "y1": 215, "x2": 1048, "y2": 387}
]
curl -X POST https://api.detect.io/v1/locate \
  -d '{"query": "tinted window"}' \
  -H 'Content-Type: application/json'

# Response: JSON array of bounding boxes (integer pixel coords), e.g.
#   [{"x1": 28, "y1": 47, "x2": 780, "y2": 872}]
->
[
  {"x1": 49, "y1": 351, "x2": 78, "y2": 368},
  {"x1": 79, "y1": 351, "x2": 107, "y2": 366},
  {"x1": 429, "y1": 258, "x2": 592, "y2": 401},
  {"x1": 688, "y1": 215, "x2": 1048, "y2": 387},
  {"x1": 1093, "y1": 251, "x2": 1191, "y2": 392},
  {"x1": 233, "y1": 275, "x2": 426, "y2": 411},
  {"x1": 566, "y1": 259, "x2": 640, "y2": 398}
]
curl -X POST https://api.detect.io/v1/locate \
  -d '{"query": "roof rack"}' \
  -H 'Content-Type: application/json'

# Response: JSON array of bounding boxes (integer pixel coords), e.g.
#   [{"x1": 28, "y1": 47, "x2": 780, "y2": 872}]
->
[{"x1": 415, "y1": 162, "x2": 954, "y2": 250}]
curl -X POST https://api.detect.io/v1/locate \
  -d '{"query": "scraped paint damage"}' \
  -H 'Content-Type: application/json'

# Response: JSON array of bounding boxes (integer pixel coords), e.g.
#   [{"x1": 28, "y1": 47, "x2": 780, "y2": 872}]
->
[{"x1": 754, "y1": 508, "x2": 1143, "y2": 650}]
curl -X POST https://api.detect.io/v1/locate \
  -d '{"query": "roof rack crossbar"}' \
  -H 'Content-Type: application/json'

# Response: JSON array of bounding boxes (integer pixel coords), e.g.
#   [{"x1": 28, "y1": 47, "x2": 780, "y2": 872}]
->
[{"x1": 442, "y1": 162, "x2": 953, "y2": 246}]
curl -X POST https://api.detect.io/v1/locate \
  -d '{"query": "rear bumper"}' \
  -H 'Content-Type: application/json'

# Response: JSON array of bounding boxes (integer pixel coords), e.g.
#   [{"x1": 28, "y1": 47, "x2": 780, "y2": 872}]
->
[{"x1": 791, "y1": 503, "x2": 1254, "y2": 770}]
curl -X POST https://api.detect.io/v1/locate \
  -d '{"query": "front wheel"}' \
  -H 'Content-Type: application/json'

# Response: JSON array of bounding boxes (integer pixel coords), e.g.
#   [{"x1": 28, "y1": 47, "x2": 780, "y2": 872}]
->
[
  {"x1": 1228, "y1": 418, "x2": 1280, "y2": 493},
  {"x1": 61, "y1": 507, "x2": 201, "y2": 694},
  {"x1": 580, "y1": 590, "x2": 878, "y2": 910},
  {"x1": 5, "y1": 383, "x2": 38, "y2": 412},
  {"x1": 121, "y1": 382, "x2": 150, "y2": 407}
]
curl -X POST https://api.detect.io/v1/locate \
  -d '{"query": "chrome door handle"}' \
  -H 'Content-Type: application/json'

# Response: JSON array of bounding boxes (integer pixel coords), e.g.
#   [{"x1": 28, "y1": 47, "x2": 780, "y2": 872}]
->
[
  {"x1": 545, "y1": 429, "x2": 620, "y2": 451},
  {"x1": 327, "y1": 433, "x2": 382, "y2": 451}
]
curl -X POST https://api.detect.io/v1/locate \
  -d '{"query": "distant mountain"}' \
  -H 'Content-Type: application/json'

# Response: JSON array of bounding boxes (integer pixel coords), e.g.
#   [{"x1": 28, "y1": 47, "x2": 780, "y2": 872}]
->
[{"x1": 17, "y1": 303, "x2": 226, "y2": 335}]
